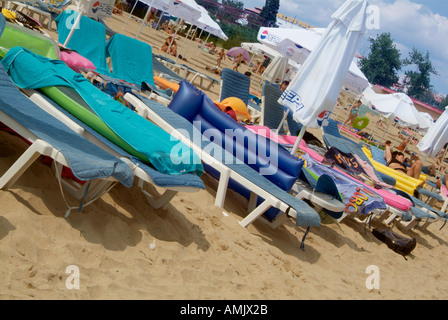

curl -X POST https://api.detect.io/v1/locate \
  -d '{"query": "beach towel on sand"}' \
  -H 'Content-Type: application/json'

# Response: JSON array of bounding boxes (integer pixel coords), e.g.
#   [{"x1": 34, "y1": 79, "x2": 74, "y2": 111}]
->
[{"x1": 2, "y1": 47, "x2": 204, "y2": 176}]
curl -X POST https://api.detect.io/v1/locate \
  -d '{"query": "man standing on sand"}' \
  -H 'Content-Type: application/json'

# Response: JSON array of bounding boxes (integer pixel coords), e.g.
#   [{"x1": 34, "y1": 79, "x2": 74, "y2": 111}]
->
[
  {"x1": 217, "y1": 48, "x2": 226, "y2": 68},
  {"x1": 233, "y1": 53, "x2": 243, "y2": 72}
]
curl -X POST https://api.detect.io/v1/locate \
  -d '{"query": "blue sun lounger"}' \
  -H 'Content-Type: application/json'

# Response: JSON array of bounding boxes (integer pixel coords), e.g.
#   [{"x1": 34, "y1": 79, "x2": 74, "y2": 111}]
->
[
  {"x1": 0, "y1": 63, "x2": 133, "y2": 215},
  {"x1": 125, "y1": 82, "x2": 321, "y2": 234}
]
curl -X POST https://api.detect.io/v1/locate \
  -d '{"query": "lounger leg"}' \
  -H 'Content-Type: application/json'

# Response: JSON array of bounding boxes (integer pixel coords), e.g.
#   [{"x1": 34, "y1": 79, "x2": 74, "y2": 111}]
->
[
  {"x1": 215, "y1": 169, "x2": 230, "y2": 208},
  {"x1": 239, "y1": 197, "x2": 280, "y2": 228},
  {"x1": 143, "y1": 189, "x2": 178, "y2": 209},
  {"x1": 442, "y1": 199, "x2": 448, "y2": 212},
  {"x1": 0, "y1": 140, "x2": 51, "y2": 190}
]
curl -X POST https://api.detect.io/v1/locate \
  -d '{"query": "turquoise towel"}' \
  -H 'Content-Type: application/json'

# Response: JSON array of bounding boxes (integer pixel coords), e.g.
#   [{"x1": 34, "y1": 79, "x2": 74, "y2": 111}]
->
[
  {"x1": 106, "y1": 33, "x2": 155, "y2": 88},
  {"x1": 2, "y1": 47, "x2": 203, "y2": 176},
  {"x1": 55, "y1": 10, "x2": 111, "y2": 75}
]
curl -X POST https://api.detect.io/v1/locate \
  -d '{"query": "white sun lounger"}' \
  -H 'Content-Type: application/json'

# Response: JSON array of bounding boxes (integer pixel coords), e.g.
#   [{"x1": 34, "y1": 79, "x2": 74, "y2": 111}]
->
[{"x1": 125, "y1": 93, "x2": 321, "y2": 231}]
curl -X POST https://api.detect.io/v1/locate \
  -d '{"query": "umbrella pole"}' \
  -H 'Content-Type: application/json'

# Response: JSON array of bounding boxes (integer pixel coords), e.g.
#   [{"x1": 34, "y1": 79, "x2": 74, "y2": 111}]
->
[
  {"x1": 193, "y1": 29, "x2": 204, "y2": 56},
  {"x1": 434, "y1": 147, "x2": 448, "y2": 182},
  {"x1": 122, "y1": 0, "x2": 139, "y2": 30},
  {"x1": 177, "y1": 23, "x2": 194, "y2": 59},
  {"x1": 183, "y1": 27, "x2": 198, "y2": 61},
  {"x1": 245, "y1": 52, "x2": 254, "y2": 73},
  {"x1": 291, "y1": 125, "x2": 306, "y2": 155},
  {"x1": 63, "y1": 12, "x2": 83, "y2": 47},
  {"x1": 155, "y1": 11, "x2": 163, "y2": 30},
  {"x1": 276, "y1": 109, "x2": 290, "y2": 134},
  {"x1": 174, "y1": 22, "x2": 189, "y2": 63},
  {"x1": 377, "y1": 118, "x2": 392, "y2": 147},
  {"x1": 135, "y1": 7, "x2": 150, "y2": 40},
  {"x1": 164, "y1": 20, "x2": 181, "y2": 58}
]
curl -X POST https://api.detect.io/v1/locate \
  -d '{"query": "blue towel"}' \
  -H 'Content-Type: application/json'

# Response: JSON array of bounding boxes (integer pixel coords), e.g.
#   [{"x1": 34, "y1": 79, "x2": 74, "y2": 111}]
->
[
  {"x1": 2, "y1": 47, "x2": 203, "y2": 176},
  {"x1": 106, "y1": 34, "x2": 155, "y2": 89},
  {"x1": 370, "y1": 146, "x2": 387, "y2": 165},
  {"x1": 0, "y1": 63, "x2": 133, "y2": 187}
]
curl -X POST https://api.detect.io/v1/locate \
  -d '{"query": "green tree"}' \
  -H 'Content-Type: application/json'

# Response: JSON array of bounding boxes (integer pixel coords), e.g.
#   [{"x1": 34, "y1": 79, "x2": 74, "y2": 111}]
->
[
  {"x1": 402, "y1": 48, "x2": 438, "y2": 100},
  {"x1": 259, "y1": 0, "x2": 279, "y2": 27},
  {"x1": 359, "y1": 33, "x2": 402, "y2": 87},
  {"x1": 222, "y1": 0, "x2": 244, "y2": 10},
  {"x1": 440, "y1": 94, "x2": 448, "y2": 109}
]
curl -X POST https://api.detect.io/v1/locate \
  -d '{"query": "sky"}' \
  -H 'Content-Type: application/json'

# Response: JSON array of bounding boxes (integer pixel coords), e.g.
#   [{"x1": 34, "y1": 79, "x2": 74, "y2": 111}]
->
[{"x1": 241, "y1": 0, "x2": 448, "y2": 96}]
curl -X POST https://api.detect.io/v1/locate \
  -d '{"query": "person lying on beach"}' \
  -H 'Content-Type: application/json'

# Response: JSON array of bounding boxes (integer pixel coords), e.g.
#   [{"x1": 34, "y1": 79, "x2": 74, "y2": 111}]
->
[
  {"x1": 385, "y1": 143, "x2": 422, "y2": 179},
  {"x1": 205, "y1": 65, "x2": 222, "y2": 75}
]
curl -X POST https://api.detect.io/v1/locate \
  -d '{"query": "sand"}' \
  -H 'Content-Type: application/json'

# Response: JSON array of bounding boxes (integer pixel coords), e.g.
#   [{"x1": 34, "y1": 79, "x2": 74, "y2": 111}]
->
[{"x1": 1, "y1": 10, "x2": 448, "y2": 301}]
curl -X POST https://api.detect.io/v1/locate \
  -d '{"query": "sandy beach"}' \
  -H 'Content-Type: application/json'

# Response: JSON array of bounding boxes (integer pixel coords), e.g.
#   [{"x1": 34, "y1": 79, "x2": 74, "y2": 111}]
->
[{"x1": 1, "y1": 10, "x2": 448, "y2": 301}]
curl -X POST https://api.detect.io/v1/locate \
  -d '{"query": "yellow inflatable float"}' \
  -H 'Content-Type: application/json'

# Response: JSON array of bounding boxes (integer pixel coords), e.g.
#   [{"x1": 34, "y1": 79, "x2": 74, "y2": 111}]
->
[{"x1": 363, "y1": 147, "x2": 426, "y2": 194}]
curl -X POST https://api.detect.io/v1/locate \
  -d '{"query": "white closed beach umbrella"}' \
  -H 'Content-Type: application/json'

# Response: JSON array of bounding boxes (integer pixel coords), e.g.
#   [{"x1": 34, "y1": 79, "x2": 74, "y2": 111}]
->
[
  {"x1": 278, "y1": 0, "x2": 369, "y2": 154},
  {"x1": 418, "y1": 107, "x2": 448, "y2": 158},
  {"x1": 258, "y1": 26, "x2": 369, "y2": 96},
  {"x1": 262, "y1": 55, "x2": 289, "y2": 84}
]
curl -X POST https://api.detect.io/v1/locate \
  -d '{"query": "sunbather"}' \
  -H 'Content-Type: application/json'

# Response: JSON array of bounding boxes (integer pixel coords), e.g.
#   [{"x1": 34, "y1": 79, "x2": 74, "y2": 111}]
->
[
  {"x1": 385, "y1": 143, "x2": 422, "y2": 180},
  {"x1": 161, "y1": 35, "x2": 178, "y2": 57}
]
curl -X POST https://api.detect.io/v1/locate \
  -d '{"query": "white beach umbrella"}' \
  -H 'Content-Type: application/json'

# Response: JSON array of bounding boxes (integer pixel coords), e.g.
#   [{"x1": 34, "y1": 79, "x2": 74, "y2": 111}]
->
[
  {"x1": 196, "y1": 5, "x2": 227, "y2": 40},
  {"x1": 262, "y1": 55, "x2": 289, "y2": 84},
  {"x1": 133, "y1": 0, "x2": 202, "y2": 41},
  {"x1": 418, "y1": 107, "x2": 448, "y2": 158},
  {"x1": 258, "y1": 26, "x2": 369, "y2": 96},
  {"x1": 138, "y1": 0, "x2": 201, "y2": 23},
  {"x1": 366, "y1": 92, "x2": 425, "y2": 128},
  {"x1": 279, "y1": 0, "x2": 369, "y2": 155},
  {"x1": 240, "y1": 42, "x2": 282, "y2": 59}
]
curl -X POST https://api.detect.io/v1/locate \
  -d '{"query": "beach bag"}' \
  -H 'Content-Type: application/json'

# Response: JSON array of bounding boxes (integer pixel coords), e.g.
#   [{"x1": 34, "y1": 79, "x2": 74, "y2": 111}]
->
[{"x1": 372, "y1": 228, "x2": 416, "y2": 258}]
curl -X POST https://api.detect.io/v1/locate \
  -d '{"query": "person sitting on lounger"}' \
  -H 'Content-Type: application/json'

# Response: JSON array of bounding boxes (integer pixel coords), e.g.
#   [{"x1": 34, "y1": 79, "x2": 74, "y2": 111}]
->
[
  {"x1": 161, "y1": 35, "x2": 178, "y2": 57},
  {"x1": 385, "y1": 143, "x2": 422, "y2": 179}
]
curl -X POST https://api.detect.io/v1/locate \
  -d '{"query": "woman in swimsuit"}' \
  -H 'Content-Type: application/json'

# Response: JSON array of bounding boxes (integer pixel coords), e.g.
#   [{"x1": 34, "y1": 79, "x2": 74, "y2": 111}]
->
[
  {"x1": 161, "y1": 36, "x2": 178, "y2": 57},
  {"x1": 385, "y1": 144, "x2": 422, "y2": 179}
]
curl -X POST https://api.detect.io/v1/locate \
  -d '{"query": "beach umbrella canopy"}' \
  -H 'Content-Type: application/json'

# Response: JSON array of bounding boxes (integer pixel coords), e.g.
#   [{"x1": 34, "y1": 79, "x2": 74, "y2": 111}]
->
[
  {"x1": 364, "y1": 92, "x2": 427, "y2": 128},
  {"x1": 241, "y1": 42, "x2": 282, "y2": 59},
  {"x1": 258, "y1": 26, "x2": 369, "y2": 95},
  {"x1": 226, "y1": 47, "x2": 251, "y2": 63},
  {"x1": 195, "y1": 5, "x2": 227, "y2": 40},
  {"x1": 262, "y1": 55, "x2": 289, "y2": 84},
  {"x1": 139, "y1": 0, "x2": 202, "y2": 24},
  {"x1": 279, "y1": 0, "x2": 369, "y2": 154},
  {"x1": 418, "y1": 107, "x2": 448, "y2": 158}
]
